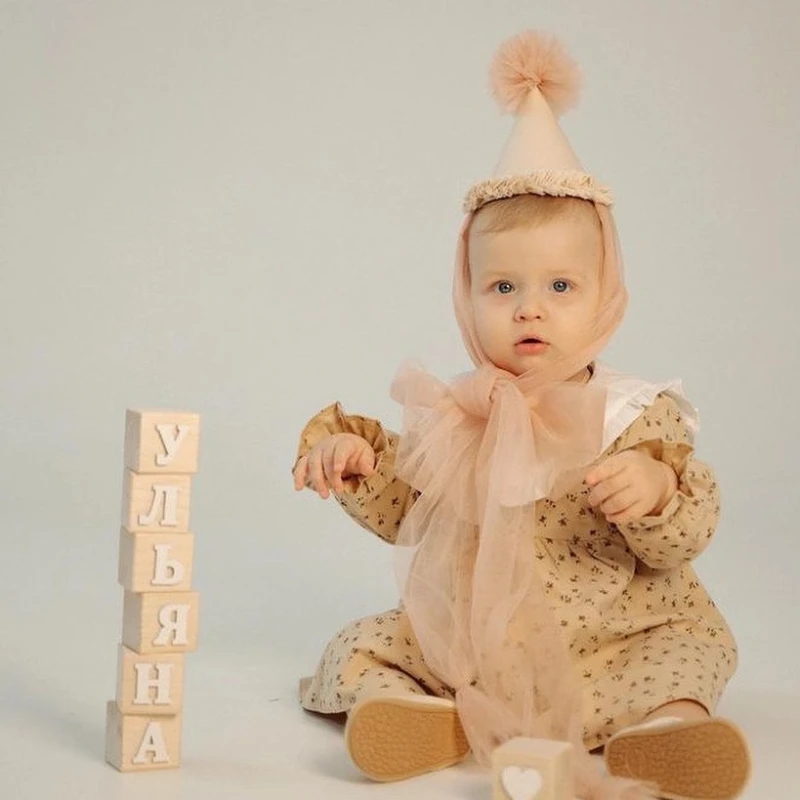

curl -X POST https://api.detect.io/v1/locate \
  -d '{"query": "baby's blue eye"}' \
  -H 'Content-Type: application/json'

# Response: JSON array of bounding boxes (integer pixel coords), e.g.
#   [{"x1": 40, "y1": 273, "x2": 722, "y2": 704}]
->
[
  {"x1": 495, "y1": 281, "x2": 514, "y2": 294},
  {"x1": 552, "y1": 280, "x2": 570, "y2": 293}
]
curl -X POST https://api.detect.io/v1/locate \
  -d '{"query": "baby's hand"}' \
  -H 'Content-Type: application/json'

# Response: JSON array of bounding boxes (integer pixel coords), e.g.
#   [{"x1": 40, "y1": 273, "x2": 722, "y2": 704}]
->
[
  {"x1": 292, "y1": 433, "x2": 376, "y2": 499},
  {"x1": 584, "y1": 450, "x2": 678, "y2": 525}
]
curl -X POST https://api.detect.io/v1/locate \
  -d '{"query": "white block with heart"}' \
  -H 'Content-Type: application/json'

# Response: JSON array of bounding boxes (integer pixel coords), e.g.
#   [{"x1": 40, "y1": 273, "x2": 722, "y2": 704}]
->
[{"x1": 491, "y1": 737, "x2": 575, "y2": 800}]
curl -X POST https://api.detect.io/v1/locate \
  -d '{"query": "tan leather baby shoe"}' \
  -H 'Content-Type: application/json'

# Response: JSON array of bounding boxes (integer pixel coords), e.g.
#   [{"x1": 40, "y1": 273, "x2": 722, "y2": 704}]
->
[
  {"x1": 344, "y1": 694, "x2": 470, "y2": 781},
  {"x1": 604, "y1": 715, "x2": 751, "y2": 800}
]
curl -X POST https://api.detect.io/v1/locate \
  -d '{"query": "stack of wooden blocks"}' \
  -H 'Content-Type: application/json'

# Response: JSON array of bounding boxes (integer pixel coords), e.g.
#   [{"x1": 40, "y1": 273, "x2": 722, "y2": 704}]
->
[{"x1": 105, "y1": 410, "x2": 201, "y2": 772}]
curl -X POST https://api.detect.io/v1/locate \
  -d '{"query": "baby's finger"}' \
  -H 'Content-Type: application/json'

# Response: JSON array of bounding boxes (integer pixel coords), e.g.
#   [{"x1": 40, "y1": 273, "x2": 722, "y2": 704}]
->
[
  {"x1": 600, "y1": 487, "x2": 638, "y2": 517},
  {"x1": 317, "y1": 447, "x2": 338, "y2": 498},
  {"x1": 607, "y1": 499, "x2": 650, "y2": 526},
  {"x1": 323, "y1": 440, "x2": 352, "y2": 495},
  {"x1": 292, "y1": 456, "x2": 308, "y2": 491},
  {"x1": 585, "y1": 454, "x2": 627, "y2": 488},
  {"x1": 308, "y1": 450, "x2": 330, "y2": 499},
  {"x1": 328, "y1": 439, "x2": 351, "y2": 494},
  {"x1": 357, "y1": 446, "x2": 376, "y2": 477},
  {"x1": 587, "y1": 471, "x2": 630, "y2": 507}
]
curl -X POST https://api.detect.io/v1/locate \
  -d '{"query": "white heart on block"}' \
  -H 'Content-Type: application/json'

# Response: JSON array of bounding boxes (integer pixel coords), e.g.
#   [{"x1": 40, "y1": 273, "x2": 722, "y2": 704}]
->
[{"x1": 501, "y1": 765, "x2": 543, "y2": 800}]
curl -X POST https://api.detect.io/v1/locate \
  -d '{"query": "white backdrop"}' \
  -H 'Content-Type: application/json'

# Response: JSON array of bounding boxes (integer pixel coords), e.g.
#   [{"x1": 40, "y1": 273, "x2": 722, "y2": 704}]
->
[{"x1": 1, "y1": 2, "x2": 798, "y2": 798}]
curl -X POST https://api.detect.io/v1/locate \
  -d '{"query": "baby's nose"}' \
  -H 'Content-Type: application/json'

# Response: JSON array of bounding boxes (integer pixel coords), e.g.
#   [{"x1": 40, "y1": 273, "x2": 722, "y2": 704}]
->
[{"x1": 514, "y1": 295, "x2": 544, "y2": 319}]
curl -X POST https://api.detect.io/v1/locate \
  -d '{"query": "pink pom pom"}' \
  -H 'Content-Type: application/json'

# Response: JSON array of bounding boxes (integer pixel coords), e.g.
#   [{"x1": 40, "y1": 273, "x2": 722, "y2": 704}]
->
[{"x1": 489, "y1": 30, "x2": 582, "y2": 117}]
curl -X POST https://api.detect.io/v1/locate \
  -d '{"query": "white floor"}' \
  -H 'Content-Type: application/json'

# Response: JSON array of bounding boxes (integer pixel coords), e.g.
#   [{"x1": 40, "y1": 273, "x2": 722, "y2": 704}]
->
[
  {"x1": 1, "y1": 501, "x2": 795, "y2": 799},
  {"x1": 1, "y1": 646, "x2": 797, "y2": 800}
]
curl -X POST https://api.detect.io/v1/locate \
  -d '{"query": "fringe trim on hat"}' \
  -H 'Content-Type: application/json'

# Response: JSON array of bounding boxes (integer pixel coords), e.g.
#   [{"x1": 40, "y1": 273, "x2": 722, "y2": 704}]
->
[{"x1": 463, "y1": 170, "x2": 614, "y2": 213}]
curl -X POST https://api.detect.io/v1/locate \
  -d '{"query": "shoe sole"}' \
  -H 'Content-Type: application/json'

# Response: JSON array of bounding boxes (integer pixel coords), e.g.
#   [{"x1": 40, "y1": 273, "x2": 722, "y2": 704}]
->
[
  {"x1": 604, "y1": 718, "x2": 751, "y2": 800},
  {"x1": 344, "y1": 695, "x2": 470, "y2": 782}
]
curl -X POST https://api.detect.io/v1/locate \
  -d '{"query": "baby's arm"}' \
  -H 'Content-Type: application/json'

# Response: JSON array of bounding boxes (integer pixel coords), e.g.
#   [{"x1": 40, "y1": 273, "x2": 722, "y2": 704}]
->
[
  {"x1": 601, "y1": 392, "x2": 721, "y2": 570},
  {"x1": 293, "y1": 402, "x2": 420, "y2": 544}
]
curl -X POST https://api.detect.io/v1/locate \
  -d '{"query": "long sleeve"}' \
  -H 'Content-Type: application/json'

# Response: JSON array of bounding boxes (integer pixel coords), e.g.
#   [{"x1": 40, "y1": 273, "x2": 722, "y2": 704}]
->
[
  {"x1": 607, "y1": 392, "x2": 721, "y2": 570},
  {"x1": 293, "y1": 402, "x2": 420, "y2": 545}
]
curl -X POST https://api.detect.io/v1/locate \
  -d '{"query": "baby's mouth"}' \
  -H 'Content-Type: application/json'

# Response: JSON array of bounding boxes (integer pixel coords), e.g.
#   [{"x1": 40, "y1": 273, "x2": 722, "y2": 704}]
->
[
  {"x1": 514, "y1": 334, "x2": 549, "y2": 345},
  {"x1": 514, "y1": 338, "x2": 550, "y2": 353},
  {"x1": 514, "y1": 331, "x2": 549, "y2": 345}
]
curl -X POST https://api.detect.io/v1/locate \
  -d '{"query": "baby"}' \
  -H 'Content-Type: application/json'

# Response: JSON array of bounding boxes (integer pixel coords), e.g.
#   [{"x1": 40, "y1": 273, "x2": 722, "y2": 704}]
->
[{"x1": 292, "y1": 31, "x2": 751, "y2": 800}]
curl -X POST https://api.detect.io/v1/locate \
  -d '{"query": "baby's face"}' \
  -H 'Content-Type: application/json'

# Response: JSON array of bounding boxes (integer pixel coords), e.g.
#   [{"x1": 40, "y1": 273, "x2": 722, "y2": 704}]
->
[{"x1": 468, "y1": 213, "x2": 603, "y2": 377}]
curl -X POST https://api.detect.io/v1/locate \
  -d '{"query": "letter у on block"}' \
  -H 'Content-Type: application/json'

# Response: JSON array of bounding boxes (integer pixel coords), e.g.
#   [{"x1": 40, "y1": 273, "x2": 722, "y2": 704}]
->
[{"x1": 124, "y1": 410, "x2": 200, "y2": 474}]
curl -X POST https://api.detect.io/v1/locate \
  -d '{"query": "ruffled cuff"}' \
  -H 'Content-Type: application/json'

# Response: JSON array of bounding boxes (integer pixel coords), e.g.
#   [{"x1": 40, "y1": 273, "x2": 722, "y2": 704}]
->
[
  {"x1": 622, "y1": 439, "x2": 693, "y2": 529},
  {"x1": 293, "y1": 402, "x2": 392, "y2": 496},
  {"x1": 610, "y1": 392, "x2": 695, "y2": 528},
  {"x1": 607, "y1": 393, "x2": 721, "y2": 567},
  {"x1": 293, "y1": 402, "x2": 419, "y2": 544},
  {"x1": 617, "y1": 459, "x2": 720, "y2": 568}
]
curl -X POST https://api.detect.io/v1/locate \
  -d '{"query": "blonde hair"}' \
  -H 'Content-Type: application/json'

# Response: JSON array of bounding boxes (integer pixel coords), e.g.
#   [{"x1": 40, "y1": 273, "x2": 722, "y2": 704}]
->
[{"x1": 471, "y1": 193, "x2": 601, "y2": 235}]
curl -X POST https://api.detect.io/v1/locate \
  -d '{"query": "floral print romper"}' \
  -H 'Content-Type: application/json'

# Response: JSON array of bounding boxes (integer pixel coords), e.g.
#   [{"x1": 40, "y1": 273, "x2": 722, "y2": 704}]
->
[{"x1": 293, "y1": 362, "x2": 737, "y2": 752}]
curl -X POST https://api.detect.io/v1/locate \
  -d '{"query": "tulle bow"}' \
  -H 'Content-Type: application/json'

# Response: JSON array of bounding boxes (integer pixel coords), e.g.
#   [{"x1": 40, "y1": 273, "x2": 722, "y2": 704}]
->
[{"x1": 389, "y1": 358, "x2": 661, "y2": 800}]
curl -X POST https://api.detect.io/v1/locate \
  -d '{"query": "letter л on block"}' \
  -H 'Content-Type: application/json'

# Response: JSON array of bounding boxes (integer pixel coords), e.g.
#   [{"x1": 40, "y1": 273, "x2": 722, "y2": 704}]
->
[{"x1": 121, "y1": 472, "x2": 192, "y2": 533}]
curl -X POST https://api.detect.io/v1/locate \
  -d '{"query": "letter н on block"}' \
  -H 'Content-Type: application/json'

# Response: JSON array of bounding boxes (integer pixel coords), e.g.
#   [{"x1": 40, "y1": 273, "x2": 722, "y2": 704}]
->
[{"x1": 115, "y1": 644, "x2": 185, "y2": 715}]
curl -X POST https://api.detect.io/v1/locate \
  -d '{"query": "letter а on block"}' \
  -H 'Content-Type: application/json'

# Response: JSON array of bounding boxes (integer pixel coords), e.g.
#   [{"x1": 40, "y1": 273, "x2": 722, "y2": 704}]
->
[{"x1": 105, "y1": 701, "x2": 182, "y2": 771}]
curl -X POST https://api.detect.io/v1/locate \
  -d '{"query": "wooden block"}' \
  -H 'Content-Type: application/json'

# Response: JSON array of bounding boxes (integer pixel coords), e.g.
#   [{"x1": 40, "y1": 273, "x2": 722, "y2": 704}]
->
[
  {"x1": 122, "y1": 590, "x2": 199, "y2": 654},
  {"x1": 105, "y1": 700, "x2": 181, "y2": 771},
  {"x1": 121, "y1": 470, "x2": 191, "y2": 533},
  {"x1": 115, "y1": 644, "x2": 185, "y2": 715},
  {"x1": 118, "y1": 527, "x2": 194, "y2": 593},
  {"x1": 124, "y1": 410, "x2": 200, "y2": 475},
  {"x1": 492, "y1": 737, "x2": 575, "y2": 800}
]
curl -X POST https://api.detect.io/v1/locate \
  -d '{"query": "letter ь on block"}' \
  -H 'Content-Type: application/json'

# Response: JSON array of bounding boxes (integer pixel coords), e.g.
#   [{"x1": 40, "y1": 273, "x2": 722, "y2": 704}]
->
[
  {"x1": 118, "y1": 528, "x2": 195, "y2": 593},
  {"x1": 124, "y1": 410, "x2": 200, "y2": 475}
]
